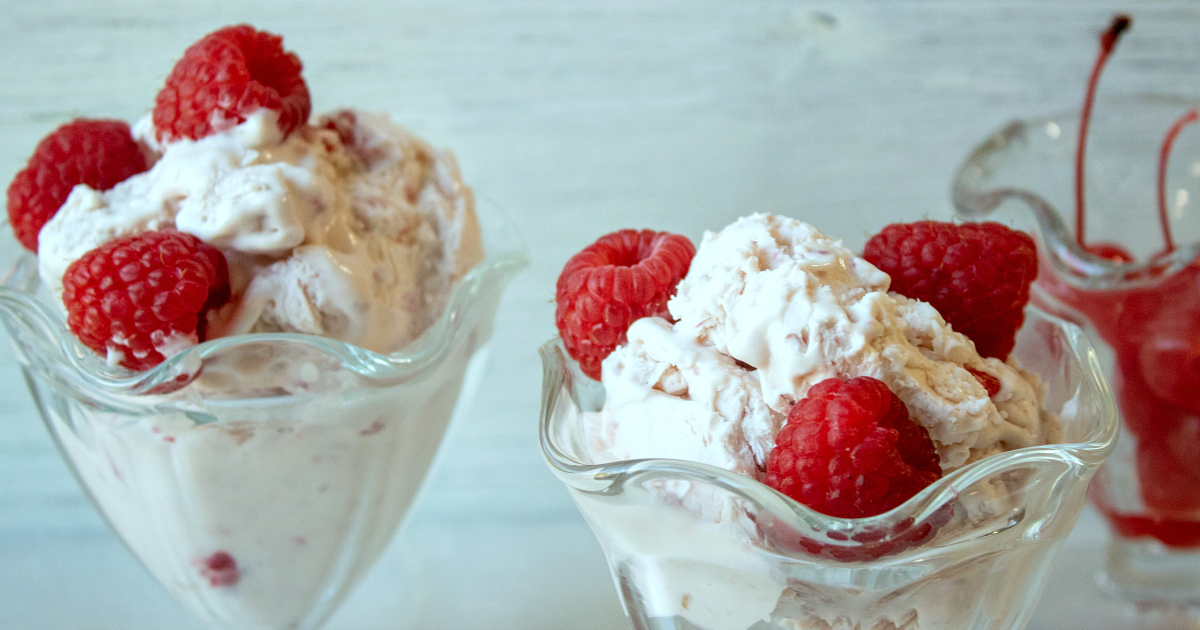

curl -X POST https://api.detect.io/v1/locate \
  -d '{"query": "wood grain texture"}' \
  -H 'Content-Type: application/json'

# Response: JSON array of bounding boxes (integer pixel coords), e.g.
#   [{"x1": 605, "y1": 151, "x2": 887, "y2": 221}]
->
[{"x1": 2, "y1": 1, "x2": 1199, "y2": 627}]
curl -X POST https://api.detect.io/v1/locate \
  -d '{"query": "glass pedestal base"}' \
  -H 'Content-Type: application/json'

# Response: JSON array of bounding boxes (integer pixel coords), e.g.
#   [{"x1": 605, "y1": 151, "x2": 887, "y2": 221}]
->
[{"x1": 1102, "y1": 536, "x2": 1200, "y2": 605}]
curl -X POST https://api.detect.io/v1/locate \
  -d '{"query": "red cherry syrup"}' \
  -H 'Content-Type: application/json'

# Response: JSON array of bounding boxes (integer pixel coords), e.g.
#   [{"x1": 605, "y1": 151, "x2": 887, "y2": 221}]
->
[{"x1": 1044, "y1": 14, "x2": 1200, "y2": 547}]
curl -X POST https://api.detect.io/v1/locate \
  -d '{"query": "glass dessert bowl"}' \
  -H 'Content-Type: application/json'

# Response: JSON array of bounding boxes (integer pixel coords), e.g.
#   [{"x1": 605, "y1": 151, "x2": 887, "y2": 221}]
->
[
  {"x1": 0, "y1": 197, "x2": 527, "y2": 630},
  {"x1": 540, "y1": 305, "x2": 1117, "y2": 630},
  {"x1": 2, "y1": 22, "x2": 529, "y2": 630},
  {"x1": 954, "y1": 97, "x2": 1200, "y2": 603}
]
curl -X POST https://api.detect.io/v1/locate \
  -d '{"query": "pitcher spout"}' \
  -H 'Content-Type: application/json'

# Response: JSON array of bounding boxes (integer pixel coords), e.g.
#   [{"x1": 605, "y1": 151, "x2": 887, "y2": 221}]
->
[{"x1": 953, "y1": 109, "x2": 1200, "y2": 290}]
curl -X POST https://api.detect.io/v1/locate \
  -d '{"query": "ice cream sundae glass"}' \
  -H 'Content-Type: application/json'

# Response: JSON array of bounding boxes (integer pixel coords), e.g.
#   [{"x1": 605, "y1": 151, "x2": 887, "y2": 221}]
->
[
  {"x1": 0, "y1": 25, "x2": 527, "y2": 630},
  {"x1": 541, "y1": 216, "x2": 1116, "y2": 629}
]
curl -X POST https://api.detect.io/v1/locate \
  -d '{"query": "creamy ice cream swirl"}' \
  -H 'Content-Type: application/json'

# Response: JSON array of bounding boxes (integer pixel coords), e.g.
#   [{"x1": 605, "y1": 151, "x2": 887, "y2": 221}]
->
[
  {"x1": 589, "y1": 214, "x2": 1058, "y2": 475},
  {"x1": 37, "y1": 108, "x2": 483, "y2": 357}
]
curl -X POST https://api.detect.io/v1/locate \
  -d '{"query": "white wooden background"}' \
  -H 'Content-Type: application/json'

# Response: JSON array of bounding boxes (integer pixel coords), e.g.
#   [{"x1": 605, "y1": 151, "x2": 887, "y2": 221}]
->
[{"x1": 4, "y1": 1, "x2": 1200, "y2": 628}]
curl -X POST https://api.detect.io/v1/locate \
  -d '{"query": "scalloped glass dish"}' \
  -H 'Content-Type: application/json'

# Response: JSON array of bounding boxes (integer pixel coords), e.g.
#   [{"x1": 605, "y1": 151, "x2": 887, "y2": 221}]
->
[
  {"x1": 0, "y1": 200, "x2": 527, "y2": 630},
  {"x1": 540, "y1": 306, "x2": 1116, "y2": 630},
  {"x1": 954, "y1": 99, "x2": 1200, "y2": 603}
]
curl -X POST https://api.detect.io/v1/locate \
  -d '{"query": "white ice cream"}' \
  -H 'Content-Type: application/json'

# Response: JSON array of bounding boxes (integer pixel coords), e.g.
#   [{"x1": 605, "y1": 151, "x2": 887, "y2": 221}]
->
[
  {"x1": 38, "y1": 108, "x2": 483, "y2": 357},
  {"x1": 584, "y1": 317, "x2": 784, "y2": 479},
  {"x1": 589, "y1": 214, "x2": 1057, "y2": 475},
  {"x1": 52, "y1": 341, "x2": 491, "y2": 630},
  {"x1": 578, "y1": 214, "x2": 1062, "y2": 630}
]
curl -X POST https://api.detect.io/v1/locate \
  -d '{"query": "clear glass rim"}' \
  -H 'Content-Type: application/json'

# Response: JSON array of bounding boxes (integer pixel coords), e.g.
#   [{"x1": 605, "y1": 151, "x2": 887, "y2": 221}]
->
[
  {"x1": 538, "y1": 306, "x2": 1118, "y2": 535},
  {"x1": 0, "y1": 197, "x2": 529, "y2": 396},
  {"x1": 952, "y1": 98, "x2": 1200, "y2": 289}
]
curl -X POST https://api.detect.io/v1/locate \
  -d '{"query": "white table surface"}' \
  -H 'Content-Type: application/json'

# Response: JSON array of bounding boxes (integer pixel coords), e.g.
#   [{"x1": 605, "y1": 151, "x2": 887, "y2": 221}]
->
[{"x1": 3, "y1": 1, "x2": 1200, "y2": 628}]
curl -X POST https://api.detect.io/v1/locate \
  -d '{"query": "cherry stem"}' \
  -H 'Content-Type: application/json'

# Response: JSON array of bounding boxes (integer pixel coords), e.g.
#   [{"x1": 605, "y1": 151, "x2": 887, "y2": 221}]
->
[
  {"x1": 1076, "y1": 14, "x2": 1132, "y2": 249},
  {"x1": 1156, "y1": 109, "x2": 1199, "y2": 255}
]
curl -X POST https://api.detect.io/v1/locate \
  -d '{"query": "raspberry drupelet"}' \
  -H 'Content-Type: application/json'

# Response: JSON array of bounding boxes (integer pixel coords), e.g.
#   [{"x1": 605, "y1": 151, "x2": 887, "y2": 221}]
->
[
  {"x1": 5, "y1": 119, "x2": 149, "y2": 252},
  {"x1": 153, "y1": 24, "x2": 311, "y2": 142},
  {"x1": 863, "y1": 221, "x2": 1038, "y2": 360},
  {"x1": 764, "y1": 376, "x2": 942, "y2": 519},
  {"x1": 966, "y1": 367, "x2": 1002, "y2": 398},
  {"x1": 61, "y1": 231, "x2": 230, "y2": 371},
  {"x1": 198, "y1": 551, "x2": 241, "y2": 588},
  {"x1": 555, "y1": 229, "x2": 695, "y2": 380}
]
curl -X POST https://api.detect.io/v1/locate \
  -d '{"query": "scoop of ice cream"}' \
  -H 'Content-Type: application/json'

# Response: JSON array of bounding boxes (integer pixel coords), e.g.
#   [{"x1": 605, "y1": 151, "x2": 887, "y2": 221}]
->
[
  {"x1": 37, "y1": 109, "x2": 483, "y2": 356},
  {"x1": 590, "y1": 214, "x2": 1056, "y2": 472},
  {"x1": 585, "y1": 317, "x2": 784, "y2": 477},
  {"x1": 668, "y1": 216, "x2": 891, "y2": 410}
]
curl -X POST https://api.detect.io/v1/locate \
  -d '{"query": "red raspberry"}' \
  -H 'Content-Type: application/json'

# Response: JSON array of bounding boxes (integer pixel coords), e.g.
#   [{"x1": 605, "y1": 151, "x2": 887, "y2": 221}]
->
[
  {"x1": 863, "y1": 221, "x2": 1037, "y2": 360},
  {"x1": 764, "y1": 377, "x2": 942, "y2": 519},
  {"x1": 153, "y1": 25, "x2": 311, "y2": 142},
  {"x1": 6, "y1": 119, "x2": 149, "y2": 252},
  {"x1": 62, "y1": 231, "x2": 230, "y2": 371},
  {"x1": 555, "y1": 229, "x2": 695, "y2": 380}
]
